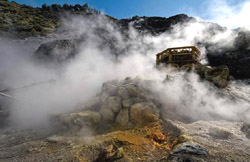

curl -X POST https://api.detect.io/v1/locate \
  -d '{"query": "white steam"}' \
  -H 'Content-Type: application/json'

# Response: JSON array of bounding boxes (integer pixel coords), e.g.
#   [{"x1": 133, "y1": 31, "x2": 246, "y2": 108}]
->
[
  {"x1": 148, "y1": 72, "x2": 250, "y2": 122},
  {"x1": 0, "y1": 13, "x2": 250, "y2": 128}
]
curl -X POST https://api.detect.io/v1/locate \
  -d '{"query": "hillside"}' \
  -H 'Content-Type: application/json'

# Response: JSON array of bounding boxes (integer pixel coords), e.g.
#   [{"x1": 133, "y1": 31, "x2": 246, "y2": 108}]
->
[{"x1": 0, "y1": 0, "x2": 101, "y2": 38}]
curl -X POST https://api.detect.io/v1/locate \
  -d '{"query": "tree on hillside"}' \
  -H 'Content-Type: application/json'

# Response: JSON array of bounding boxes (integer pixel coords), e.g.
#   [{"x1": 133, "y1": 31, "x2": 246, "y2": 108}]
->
[{"x1": 41, "y1": 3, "x2": 49, "y2": 11}]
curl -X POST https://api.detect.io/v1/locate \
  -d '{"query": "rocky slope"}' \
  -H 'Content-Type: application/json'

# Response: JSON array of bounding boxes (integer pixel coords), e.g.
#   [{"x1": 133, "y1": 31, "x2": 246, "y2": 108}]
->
[{"x1": 0, "y1": 77, "x2": 250, "y2": 161}]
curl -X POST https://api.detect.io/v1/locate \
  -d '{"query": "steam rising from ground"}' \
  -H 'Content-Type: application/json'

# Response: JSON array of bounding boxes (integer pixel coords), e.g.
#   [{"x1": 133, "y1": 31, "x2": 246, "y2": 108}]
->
[
  {"x1": 0, "y1": 13, "x2": 250, "y2": 128},
  {"x1": 149, "y1": 72, "x2": 250, "y2": 122}
]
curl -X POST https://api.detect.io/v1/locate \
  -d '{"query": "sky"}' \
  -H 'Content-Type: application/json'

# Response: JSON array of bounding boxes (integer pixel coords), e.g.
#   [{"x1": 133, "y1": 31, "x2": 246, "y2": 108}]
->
[
  {"x1": 10, "y1": 0, "x2": 244, "y2": 19},
  {"x1": 11, "y1": 0, "x2": 250, "y2": 29}
]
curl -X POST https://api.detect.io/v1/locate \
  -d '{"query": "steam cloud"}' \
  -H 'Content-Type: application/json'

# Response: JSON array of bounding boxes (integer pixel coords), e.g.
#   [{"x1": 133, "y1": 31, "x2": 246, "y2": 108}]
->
[
  {"x1": 0, "y1": 9, "x2": 250, "y2": 129},
  {"x1": 190, "y1": 0, "x2": 250, "y2": 30}
]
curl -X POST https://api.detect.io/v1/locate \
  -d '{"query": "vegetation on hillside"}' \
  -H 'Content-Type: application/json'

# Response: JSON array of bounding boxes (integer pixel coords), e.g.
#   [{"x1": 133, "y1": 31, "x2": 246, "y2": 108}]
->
[{"x1": 0, "y1": 0, "x2": 100, "y2": 38}]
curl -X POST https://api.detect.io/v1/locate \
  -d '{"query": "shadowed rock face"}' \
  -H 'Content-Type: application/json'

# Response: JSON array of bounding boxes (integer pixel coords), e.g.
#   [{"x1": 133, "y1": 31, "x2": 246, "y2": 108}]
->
[
  {"x1": 33, "y1": 39, "x2": 80, "y2": 63},
  {"x1": 208, "y1": 49, "x2": 250, "y2": 79},
  {"x1": 207, "y1": 30, "x2": 250, "y2": 79},
  {"x1": 118, "y1": 14, "x2": 195, "y2": 35}
]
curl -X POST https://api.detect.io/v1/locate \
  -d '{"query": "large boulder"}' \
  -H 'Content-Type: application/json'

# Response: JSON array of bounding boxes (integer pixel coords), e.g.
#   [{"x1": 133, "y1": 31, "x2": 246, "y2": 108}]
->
[
  {"x1": 130, "y1": 102, "x2": 160, "y2": 126},
  {"x1": 33, "y1": 39, "x2": 80, "y2": 63},
  {"x1": 59, "y1": 110, "x2": 101, "y2": 128},
  {"x1": 117, "y1": 86, "x2": 131, "y2": 99},
  {"x1": 204, "y1": 65, "x2": 229, "y2": 88},
  {"x1": 167, "y1": 141, "x2": 207, "y2": 161},
  {"x1": 107, "y1": 96, "x2": 122, "y2": 113},
  {"x1": 172, "y1": 141, "x2": 207, "y2": 155},
  {"x1": 100, "y1": 107, "x2": 115, "y2": 122},
  {"x1": 115, "y1": 108, "x2": 130, "y2": 126},
  {"x1": 195, "y1": 64, "x2": 229, "y2": 88},
  {"x1": 100, "y1": 96, "x2": 122, "y2": 122}
]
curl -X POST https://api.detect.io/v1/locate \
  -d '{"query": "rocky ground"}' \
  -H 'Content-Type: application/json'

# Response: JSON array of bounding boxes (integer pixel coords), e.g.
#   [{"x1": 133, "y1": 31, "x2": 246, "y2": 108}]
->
[{"x1": 0, "y1": 74, "x2": 250, "y2": 162}]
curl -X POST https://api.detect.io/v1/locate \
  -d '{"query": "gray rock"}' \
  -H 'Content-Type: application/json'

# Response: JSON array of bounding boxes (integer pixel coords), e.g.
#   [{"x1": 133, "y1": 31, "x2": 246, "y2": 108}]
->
[
  {"x1": 115, "y1": 108, "x2": 129, "y2": 126},
  {"x1": 107, "y1": 96, "x2": 122, "y2": 113},
  {"x1": 102, "y1": 82, "x2": 118, "y2": 95},
  {"x1": 130, "y1": 102, "x2": 159, "y2": 126},
  {"x1": 166, "y1": 154, "x2": 207, "y2": 162},
  {"x1": 101, "y1": 93, "x2": 110, "y2": 104},
  {"x1": 100, "y1": 96, "x2": 121, "y2": 122},
  {"x1": 172, "y1": 141, "x2": 207, "y2": 156},
  {"x1": 127, "y1": 84, "x2": 146, "y2": 98}
]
